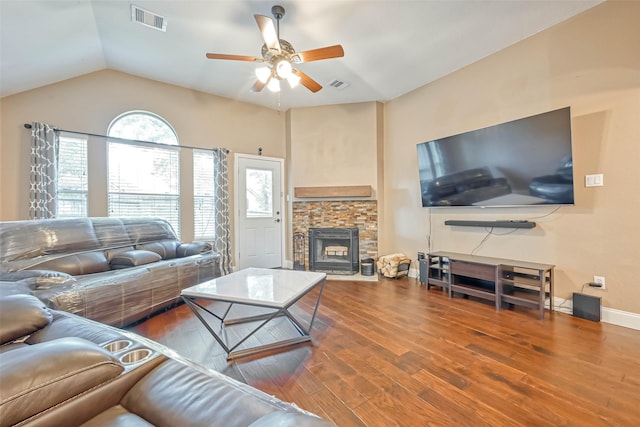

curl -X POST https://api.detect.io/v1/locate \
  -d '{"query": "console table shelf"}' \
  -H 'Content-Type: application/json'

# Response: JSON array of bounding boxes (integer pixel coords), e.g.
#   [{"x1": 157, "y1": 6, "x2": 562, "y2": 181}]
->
[{"x1": 422, "y1": 251, "x2": 554, "y2": 319}]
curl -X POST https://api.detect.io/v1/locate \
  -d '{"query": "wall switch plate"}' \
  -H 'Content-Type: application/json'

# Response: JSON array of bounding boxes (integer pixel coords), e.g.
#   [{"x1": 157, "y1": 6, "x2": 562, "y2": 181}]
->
[
  {"x1": 593, "y1": 275, "x2": 606, "y2": 290},
  {"x1": 585, "y1": 174, "x2": 604, "y2": 187}
]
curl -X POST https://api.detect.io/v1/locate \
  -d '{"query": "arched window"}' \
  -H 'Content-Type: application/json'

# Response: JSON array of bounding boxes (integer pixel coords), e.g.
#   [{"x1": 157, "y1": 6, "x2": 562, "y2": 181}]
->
[{"x1": 107, "y1": 111, "x2": 181, "y2": 236}]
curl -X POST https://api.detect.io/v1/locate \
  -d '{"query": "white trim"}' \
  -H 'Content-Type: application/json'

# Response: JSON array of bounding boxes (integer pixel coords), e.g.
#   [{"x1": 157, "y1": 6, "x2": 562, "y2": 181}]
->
[
  {"x1": 233, "y1": 153, "x2": 286, "y2": 270},
  {"x1": 549, "y1": 296, "x2": 640, "y2": 331}
]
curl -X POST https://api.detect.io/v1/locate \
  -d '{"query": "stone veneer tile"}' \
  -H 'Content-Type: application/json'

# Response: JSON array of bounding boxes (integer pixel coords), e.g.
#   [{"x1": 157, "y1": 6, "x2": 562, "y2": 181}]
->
[{"x1": 292, "y1": 200, "x2": 378, "y2": 270}]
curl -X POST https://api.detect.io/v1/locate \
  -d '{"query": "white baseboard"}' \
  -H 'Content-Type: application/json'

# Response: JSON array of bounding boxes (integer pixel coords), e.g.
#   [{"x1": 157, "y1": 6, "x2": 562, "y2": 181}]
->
[
  {"x1": 291, "y1": 262, "x2": 640, "y2": 330},
  {"x1": 549, "y1": 296, "x2": 640, "y2": 331}
]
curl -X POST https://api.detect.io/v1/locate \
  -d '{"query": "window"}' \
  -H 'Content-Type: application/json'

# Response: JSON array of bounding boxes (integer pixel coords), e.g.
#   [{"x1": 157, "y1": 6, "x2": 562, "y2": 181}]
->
[
  {"x1": 193, "y1": 150, "x2": 215, "y2": 241},
  {"x1": 107, "y1": 112, "x2": 180, "y2": 236},
  {"x1": 57, "y1": 133, "x2": 88, "y2": 217}
]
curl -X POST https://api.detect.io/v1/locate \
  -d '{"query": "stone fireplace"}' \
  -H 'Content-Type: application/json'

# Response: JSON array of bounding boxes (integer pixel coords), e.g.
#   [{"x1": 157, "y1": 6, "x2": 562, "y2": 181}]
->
[
  {"x1": 292, "y1": 200, "x2": 378, "y2": 272},
  {"x1": 309, "y1": 227, "x2": 359, "y2": 274}
]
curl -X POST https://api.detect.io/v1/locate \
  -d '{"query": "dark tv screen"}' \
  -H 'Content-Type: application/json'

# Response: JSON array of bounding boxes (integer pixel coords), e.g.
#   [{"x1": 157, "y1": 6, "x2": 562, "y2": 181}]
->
[{"x1": 417, "y1": 107, "x2": 574, "y2": 208}]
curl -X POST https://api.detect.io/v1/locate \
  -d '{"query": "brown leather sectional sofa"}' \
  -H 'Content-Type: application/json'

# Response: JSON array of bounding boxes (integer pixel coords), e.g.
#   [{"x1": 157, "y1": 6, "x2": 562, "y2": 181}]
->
[
  {"x1": 0, "y1": 295, "x2": 335, "y2": 427},
  {"x1": 0, "y1": 217, "x2": 221, "y2": 327}
]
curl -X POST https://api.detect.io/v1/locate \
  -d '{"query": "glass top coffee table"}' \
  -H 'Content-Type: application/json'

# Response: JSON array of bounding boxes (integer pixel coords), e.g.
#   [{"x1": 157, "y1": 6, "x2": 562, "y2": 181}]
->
[{"x1": 181, "y1": 268, "x2": 327, "y2": 361}]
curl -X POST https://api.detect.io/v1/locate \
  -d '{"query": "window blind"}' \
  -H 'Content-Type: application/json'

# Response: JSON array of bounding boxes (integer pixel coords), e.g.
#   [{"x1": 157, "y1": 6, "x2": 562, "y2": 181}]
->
[
  {"x1": 108, "y1": 140, "x2": 180, "y2": 237},
  {"x1": 193, "y1": 149, "x2": 216, "y2": 241},
  {"x1": 57, "y1": 134, "x2": 88, "y2": 217}
]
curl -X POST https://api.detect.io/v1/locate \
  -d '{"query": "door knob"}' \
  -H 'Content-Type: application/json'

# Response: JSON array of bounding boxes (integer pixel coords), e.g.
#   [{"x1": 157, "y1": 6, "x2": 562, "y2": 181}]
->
[{"x1": 275, "y1": 218, "x2": 281, "y2": 223}]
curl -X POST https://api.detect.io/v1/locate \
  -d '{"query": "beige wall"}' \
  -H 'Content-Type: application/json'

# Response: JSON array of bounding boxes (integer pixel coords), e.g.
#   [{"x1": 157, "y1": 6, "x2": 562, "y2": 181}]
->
[
  {"x1": 383, "y1": 1, "x2": 640, "y2": 313},
  {"x1": 2, "y1": 2, "x2": 638, "y2": 315},
  {"x1": 0, "y1": 70, "x2": 286, "y2": 242},
  {"x1": 289, "y1": 102, "x2": 379, "y2": 196}
]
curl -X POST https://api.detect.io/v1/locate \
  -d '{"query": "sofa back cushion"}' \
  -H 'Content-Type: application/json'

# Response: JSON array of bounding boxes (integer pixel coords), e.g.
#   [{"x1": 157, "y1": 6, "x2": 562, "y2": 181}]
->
[
  {"x1": 91, "y1": 217, "x2": 134, "y2": 253},
  {"x1": 34, "y1": 251, "x2": 110, "y2": 276},
  {"x1": 136, "y1": 240, "x2": 179, "y2": 259},
  {"x1": 0, "y1": 218, "x2": 100, "y2": 265},
  {"x1": 122, "y1": 218, "x2": 177, "y2": 245}
]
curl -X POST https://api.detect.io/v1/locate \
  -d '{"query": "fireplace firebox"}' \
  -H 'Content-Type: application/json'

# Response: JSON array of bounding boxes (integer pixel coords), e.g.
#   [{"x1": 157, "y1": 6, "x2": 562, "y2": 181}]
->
[{"x1": 309, "y1": 227, "x2": 359, "y2": 275}]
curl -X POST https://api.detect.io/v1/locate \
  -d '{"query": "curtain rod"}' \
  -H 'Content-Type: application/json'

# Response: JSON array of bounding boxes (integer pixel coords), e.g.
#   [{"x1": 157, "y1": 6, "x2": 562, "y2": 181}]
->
[{"x1": 23, "y1": 123, "x2": 229, "y2": 153}]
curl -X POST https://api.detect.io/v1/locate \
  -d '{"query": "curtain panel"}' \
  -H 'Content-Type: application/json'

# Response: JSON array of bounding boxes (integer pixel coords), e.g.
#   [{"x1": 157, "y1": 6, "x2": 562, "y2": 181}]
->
[
  {"x1": 29, "y1": 122, "x2": 59, "y2": 219},
  {"x1": 213, "y1": 148, "x2": 232, "y2": 275}
]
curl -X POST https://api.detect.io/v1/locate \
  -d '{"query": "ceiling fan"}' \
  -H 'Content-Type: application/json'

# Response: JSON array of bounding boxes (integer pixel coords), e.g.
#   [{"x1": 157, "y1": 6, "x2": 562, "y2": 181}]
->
[{"x1": 205, "y1": 5, "x2": 344, "y2": 93}]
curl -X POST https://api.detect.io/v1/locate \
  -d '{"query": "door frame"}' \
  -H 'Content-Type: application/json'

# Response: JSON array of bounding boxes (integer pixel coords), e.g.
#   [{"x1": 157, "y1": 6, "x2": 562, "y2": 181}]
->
[{"x1": 233, "y1": 153, "x2": 286, "y2": 271}]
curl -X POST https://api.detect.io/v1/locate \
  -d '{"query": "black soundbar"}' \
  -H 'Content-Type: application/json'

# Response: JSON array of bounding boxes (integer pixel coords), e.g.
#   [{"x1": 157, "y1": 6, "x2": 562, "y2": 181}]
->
[{"x1": 444, "y1": 220, "x2": 536, "y2": 229}]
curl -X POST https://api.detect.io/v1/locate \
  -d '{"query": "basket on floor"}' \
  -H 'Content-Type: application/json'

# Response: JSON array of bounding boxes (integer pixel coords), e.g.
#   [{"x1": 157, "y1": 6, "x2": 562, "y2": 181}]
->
[{"x1": 377, "y1": 253, "x2": 411, "y2": 279}]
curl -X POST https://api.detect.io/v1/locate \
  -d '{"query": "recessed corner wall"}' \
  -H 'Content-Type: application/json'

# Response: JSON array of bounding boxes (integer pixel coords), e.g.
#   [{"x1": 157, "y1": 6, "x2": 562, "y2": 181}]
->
[{"x1": 383, "y1": 1, "x2": 640, "y2": 315}]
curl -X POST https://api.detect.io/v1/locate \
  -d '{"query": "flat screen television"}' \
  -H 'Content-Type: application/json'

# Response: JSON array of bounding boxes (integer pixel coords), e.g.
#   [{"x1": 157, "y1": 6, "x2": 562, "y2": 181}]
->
[{"x1": 417, "y1": 107, "x2": 574, "y2": 208}]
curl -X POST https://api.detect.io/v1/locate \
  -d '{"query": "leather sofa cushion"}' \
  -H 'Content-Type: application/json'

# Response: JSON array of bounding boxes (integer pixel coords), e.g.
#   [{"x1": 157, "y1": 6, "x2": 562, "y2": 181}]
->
[
  {"x1": 0, "y1": 295, "x2": 52, "y2": 344},
  {"x1": 34, "y1": 251, "x2": 110, "y2": 276},
  {"x1": 122, "y1": 218, "x2": 177, "y2": 244},
  {"x1": 80, "y1": 405, "x2": 154, "y2": 427},
  {"x1": 176, "y1": 242, "x2": 212, "y2": 257},
  {"x1": 122, "y1": 359, "x2": 284, "y2": 426},
  {"x1": 0, "y1": 337, "x2": 123, "y2": 427},
  {"x1": 249, "y1": 411, "x2": 335, "y2": 427},
  {"x1": 109, "y1": 250, "x2": 162, "y2": 270},
  {"x1": 26, "y1": 311, "x2": 129, "y2": 346},
  {"x1": 91, "y1": 218, "x2": 133, "y2": 250},
  {"x1": 0, "y1": 218, "x2": 100, "y2": 262},
  {"x1": 136, "y1": 240, "x2": 179, "y2": 260}
]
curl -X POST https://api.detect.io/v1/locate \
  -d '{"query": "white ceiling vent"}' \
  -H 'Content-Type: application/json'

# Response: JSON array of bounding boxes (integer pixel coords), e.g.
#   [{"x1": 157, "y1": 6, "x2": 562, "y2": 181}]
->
[
  {"x1": 327, "y1": 79, "x2": 350, "y2": 90},
  {"x1": 131, "y1": 5, "x2": 167, "y2": 32}
]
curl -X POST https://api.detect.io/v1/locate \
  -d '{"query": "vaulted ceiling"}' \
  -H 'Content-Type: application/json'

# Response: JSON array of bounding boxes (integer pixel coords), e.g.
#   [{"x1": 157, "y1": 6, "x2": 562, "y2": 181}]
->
[{"x1": 0, "y1": 0, "x2": 602, "y2": 110}]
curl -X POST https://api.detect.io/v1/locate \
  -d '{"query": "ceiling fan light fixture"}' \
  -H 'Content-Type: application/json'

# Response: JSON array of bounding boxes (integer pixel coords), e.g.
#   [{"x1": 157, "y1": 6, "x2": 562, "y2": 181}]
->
[
  {"x1": 255, "y1": 66, "x2": 271, "y2": 83},
  {"x1": 287, "y1": 72, "x2": 301, "y2": 88},
  {"x1": 274, "y1": 59, "x2": 292, "y2": 79},
  {"x1": 267, "y1": 77, "x2": 281, "y2": 92}
]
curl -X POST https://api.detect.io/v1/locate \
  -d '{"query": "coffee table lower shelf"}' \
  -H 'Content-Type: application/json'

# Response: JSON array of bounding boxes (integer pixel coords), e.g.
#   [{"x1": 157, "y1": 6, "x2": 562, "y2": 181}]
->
[{"x1": 181, "y1": 297, "x2": 320, "y2": 361}]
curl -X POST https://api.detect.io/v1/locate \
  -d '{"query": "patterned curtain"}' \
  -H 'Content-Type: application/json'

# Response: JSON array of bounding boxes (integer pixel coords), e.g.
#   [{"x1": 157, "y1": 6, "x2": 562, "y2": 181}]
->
[
  {"x1": 29, "y1": 122, "x2": 59, "y2": 219},
  {"x1": 213, "y1": 148, "x2": 232, "y2": 275}
]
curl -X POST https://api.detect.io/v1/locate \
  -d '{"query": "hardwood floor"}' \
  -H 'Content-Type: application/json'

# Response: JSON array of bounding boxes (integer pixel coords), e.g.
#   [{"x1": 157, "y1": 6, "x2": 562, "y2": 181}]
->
[{"x1": 128, "y1": 277, "x2": 640, "y2": 426}]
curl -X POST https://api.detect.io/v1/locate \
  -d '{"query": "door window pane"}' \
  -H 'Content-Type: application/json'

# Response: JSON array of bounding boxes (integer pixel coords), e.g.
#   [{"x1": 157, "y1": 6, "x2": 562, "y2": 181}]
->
[{"x1": 246, "y1": 168, "x2": 272, "y2": 218}]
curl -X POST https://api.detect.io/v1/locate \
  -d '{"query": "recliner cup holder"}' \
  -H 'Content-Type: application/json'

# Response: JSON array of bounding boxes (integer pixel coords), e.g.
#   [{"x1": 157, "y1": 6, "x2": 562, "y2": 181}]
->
[
  {"x1": 103, "y1": 340, "x2": 133, "y2": 353},
  {"x1": 119, "y1": 348, "x2": 153, "y2": 364}
]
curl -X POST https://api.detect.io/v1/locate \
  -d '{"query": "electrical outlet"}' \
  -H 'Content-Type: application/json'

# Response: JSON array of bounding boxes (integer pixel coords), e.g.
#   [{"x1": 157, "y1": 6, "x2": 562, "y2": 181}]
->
[{"x1": 593, "y1": 275, "x2": 606, "y2": 290}]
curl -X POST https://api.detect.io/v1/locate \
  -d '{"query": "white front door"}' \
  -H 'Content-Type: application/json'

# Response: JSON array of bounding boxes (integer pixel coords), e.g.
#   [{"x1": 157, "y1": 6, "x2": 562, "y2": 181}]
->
[{"x1": 235, "y1": 154, "x2": 284, "y2": 269}]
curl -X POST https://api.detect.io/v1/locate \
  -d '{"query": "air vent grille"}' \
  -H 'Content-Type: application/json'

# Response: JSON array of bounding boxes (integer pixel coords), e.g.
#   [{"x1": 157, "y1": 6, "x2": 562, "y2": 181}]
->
[
  {"x1": 327, "y1": 79, "x2": 350, "y2": 90},
  {"x1": 131, "y1": 5, "x2": 167, "y2": 32}
]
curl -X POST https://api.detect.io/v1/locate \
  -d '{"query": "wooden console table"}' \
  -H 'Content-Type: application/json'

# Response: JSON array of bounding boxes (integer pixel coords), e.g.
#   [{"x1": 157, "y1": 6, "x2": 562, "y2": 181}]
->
[{"x1": 424, "y1": 251, "x2": 554, "y2": 319}]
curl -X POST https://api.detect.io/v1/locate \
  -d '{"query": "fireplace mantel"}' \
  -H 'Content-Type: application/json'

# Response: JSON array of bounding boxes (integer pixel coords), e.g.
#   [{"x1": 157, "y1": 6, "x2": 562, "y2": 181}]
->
[{"x1": 294, "y1": 185, "x2": 372, "y2": 198}]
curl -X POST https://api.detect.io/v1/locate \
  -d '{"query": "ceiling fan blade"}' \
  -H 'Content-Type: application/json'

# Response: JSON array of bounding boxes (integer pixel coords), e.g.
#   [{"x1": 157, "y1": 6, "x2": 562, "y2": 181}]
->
[
  {"x1": 293, "y1": 69, "x2": 322, "y2": 93},
  {"x1": 206, "y1": 53, "x2": 262, "y2": 62},
  {"x1": 250, "y1": 79, "x2": 266, "y2": 93},
  {"x1": 294, "y1": 45, "x2": 344, "y2": 63},
  {"x1": 254, "y1": 14, "x2": 281, "y2": 51}
]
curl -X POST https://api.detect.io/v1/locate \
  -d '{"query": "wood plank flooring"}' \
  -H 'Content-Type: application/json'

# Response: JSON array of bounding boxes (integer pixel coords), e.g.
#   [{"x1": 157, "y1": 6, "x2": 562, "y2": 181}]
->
[{"x1": 128, "y1": 277, "x2": 640, "y2": 426}]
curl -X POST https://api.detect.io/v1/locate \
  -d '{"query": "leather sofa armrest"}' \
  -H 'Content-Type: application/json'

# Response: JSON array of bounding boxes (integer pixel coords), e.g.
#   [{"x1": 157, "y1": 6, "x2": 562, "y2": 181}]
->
[
  {"x1": 0, "y1": 269, "x2": 76, "y2": 288},
  {"x1": 176, "y1": 242, "x2": 212, "y2": 257},
  {"x1": 0, "y1": 294, "x2": 52, "y2": 344},
  {"x1": 0, "y1": 337, "x2": 124, "y2": 426}
]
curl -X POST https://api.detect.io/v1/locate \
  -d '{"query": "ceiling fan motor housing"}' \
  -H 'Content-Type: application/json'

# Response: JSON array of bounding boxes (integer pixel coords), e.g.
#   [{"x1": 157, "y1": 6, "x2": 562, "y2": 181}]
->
[{"x1": 271, "y1": 5, "x2": 285, "y2": 20}]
